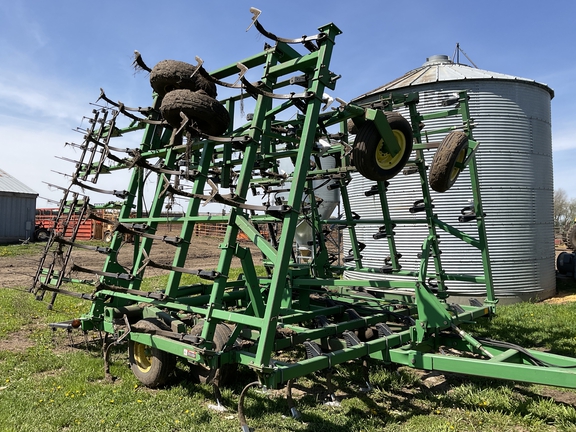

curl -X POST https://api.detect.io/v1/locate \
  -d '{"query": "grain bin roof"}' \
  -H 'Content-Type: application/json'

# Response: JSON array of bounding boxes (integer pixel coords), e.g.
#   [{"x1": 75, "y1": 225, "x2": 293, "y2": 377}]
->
[
  {"x1": 352, "y1": 54, "x2": 554, "y2": 101},
  {"x1": 0, "y1": 168, "x2": 38, "y2": 196}
]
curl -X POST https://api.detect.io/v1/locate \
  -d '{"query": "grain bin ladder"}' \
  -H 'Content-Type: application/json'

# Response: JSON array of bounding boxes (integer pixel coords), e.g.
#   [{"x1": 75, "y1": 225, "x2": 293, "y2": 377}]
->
[{"x1": 31, "y1": 7, "x2": 576, "y2": 429}]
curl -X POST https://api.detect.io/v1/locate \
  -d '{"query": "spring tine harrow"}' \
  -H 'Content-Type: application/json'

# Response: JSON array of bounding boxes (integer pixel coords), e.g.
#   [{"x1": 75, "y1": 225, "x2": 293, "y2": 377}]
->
[{"x1": 31, "y1": 8, "x2": 576, "y2": 431}]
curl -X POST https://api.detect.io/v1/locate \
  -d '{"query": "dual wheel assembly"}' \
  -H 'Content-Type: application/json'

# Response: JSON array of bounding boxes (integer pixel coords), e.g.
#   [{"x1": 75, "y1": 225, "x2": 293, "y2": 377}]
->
[
  {"x1": 353, "y1": 112, "x2": 469, "y2": 192},
  {"x1": 150, "y1": 59, "x2": 230, "y2": 136}
]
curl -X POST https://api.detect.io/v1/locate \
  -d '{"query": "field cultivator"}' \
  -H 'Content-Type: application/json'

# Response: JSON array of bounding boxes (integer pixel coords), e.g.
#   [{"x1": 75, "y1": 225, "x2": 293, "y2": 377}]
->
[{"x1": 31, "y1": 8, "x2": 576, "y2": 429}]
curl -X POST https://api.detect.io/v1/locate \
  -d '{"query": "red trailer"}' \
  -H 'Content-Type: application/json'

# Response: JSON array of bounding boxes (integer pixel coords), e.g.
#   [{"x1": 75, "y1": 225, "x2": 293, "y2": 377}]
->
[{"x1": 35, "y1": 208, "x2": 96, "y2": 241}]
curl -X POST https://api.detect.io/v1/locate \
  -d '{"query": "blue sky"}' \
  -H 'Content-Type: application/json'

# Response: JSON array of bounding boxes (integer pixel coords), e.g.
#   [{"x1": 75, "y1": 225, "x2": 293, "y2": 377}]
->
[{"x1": 1, "y1": 0, "x2": 575, "y2": 207}]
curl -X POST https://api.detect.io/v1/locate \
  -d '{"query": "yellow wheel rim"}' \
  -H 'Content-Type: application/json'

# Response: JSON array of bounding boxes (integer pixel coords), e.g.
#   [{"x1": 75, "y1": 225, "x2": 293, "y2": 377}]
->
[
  {"x1": 134, "y1": 342, "x2": 153, "y2": 373},
  {"x1": 450, "y1": 147, "x2": 467, "y2": 182},
  {"x1": 375, "y1": 130, "x2": 406, "y2": 170}
]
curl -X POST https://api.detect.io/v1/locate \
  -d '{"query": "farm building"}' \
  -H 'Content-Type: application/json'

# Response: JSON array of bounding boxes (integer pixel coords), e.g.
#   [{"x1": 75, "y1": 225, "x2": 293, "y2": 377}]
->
[{"x1": 0, "y1": 168, "x2": 38, "y2": 244}]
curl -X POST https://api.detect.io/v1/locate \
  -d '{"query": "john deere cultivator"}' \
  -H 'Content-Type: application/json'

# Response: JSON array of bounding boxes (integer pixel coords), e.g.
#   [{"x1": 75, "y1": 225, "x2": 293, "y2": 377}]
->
[{"x1": 32, "y1": 8, "x2": 576, "y2": 429}]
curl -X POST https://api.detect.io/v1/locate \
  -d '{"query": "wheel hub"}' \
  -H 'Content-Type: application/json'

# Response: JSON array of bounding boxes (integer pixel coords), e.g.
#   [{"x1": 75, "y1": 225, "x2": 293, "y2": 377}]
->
[
  {"x1": 134, "y1": 342, "x2": 153, "y2": 373},
  {"x1": 376, "y1": 130, "x2": 406, "y2": 169},
  {"x1": 450, "y1": 148, "x2": 467, "y2": 181}
]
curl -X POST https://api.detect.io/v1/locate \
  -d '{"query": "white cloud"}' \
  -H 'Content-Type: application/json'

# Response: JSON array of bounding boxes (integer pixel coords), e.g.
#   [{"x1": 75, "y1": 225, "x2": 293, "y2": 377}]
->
[
  {"x1": 552, "y1": 127, "x2": 576, "y2": 152},
  {"x1": 0, "y1": 70, "x2": 94, "y2": 124},
  {"x1": 0, "y1": 62, "x2": 140, "y2": 206},
  {"x1": 0, "y1": 118, "x2": 72, "y2": 200}
]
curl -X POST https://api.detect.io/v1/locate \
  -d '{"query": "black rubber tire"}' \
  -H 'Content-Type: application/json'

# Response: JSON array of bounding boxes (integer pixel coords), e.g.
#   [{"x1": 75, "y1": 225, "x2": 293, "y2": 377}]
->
[
  {"x1": 128, "y1": 319, "x2": 176, "y2": 388},
  {"x1": 347, "y1": 118, "x2": 359, "y2": 135},
  {"x1": 34, "y1": 228, "x2": 50, "y2": 242},
  {"x1": 352, "y1": 112, "x2": 413, "y2": 181},
  {"x1": 567, "y1": 224, "x2": 576, "y2": 250},
  {"x1": 149, "y1": 59, "x2": 217, "y2": 98},
  {"x1": 160, "y1": 89, "x2": 230, "y2": 136},
  {"x1": 429, "y1": 131, "x2": 469, "y2": 193},
  {"x1": 189, "y1": 321, "x2": 237, "y2": 385},
  {"x1": 103, "y1": 231, "x2": 113, "y2": 243}
]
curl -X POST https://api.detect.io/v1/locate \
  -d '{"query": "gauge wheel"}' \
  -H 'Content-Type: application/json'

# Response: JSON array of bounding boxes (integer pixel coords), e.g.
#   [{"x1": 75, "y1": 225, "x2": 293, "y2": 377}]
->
[
  {"x1": 429, "y1": 131, "x2": 470, "y2": 193},
  {"x1": 352, "y1": 112, "x2": 413, "y2": 181},
  {"x1": 150, "y1": 59, "x2": 217, "y2": 98},
  {"x1": 34, "y1": 228, "x2": 50, "y2": 242},
  {"x1": 160, "y1": 89, "x2": 230, "y2": 136},
  {"x1": 567, "y1": 224, "x2": 576, "y2": 250},
  {"x1": 188, "y1": 321, "x2": 237, "y2": 385},
  {"x1": 128, "y1": 319, "x2": 176, "y2": 388},
  {"x1": 103, "y1": 230, "x2": 113, "y2": 243}
]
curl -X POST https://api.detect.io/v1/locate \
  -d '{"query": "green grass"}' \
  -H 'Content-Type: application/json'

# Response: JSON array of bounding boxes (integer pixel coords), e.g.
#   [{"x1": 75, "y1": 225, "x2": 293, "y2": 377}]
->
[
  {"x1": 0, "y1": 239, "x2": 110, "y2": 258},
  {"x1": 464, "y1": 300, "x2": 576, "y2": 356},
  {"x1": 2, "y1": 277, "x2": 576, "y2": 430},
  {"x1": 0, "y1": 242, "x2": 46, "y2": 257}
]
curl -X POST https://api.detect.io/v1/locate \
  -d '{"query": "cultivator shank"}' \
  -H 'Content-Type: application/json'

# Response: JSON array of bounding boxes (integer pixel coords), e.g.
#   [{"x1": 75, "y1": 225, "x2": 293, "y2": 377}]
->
[{"x1": 32, "y1": 8, "x2": 576, "y2": 427}]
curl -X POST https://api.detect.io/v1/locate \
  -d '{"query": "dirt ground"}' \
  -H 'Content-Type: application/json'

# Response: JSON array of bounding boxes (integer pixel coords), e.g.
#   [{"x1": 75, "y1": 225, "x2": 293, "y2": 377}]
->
[
  {"x1": 1, "y1": 238, "x2": 573, "y2": 297},
  {"x1": 0, "y1": 230, "x2": 255, "y2": 291}
]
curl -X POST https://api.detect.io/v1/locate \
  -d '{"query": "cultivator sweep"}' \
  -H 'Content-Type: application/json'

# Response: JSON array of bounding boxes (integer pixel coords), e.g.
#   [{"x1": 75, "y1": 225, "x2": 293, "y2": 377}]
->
[{"x1": 32, "y1": 8, "x2": 576, "y2": 429}]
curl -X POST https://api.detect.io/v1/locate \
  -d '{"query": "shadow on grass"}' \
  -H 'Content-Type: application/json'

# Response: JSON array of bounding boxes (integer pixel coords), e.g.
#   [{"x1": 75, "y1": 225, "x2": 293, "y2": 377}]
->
[{"x1": 244, "y1": 362, "x2": 576, "y2": 430}]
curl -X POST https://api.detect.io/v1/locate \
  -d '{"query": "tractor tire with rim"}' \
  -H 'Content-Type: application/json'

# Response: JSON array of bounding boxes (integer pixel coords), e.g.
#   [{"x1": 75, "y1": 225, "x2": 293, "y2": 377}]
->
[
  {"x1": 352, "y1": 112, "x2": 413, "y2": 181},
  {"x1": 188, "y1": 321, "x2": 237, "y2": 385},
  {"x1": 149, "y1": 59, "x2": 217, "y2": 99},
  {"x1": 128, "y1": 319, "x2": 177, "y2": 388},
  {"x1": 429, "y1": 131, "x2": 469, "y2": 193},
  {"x1": 160, "y1": 89, "x2": 230, "y2": 136},
  {"x1": 567, "y1": 224, "x2": 576, "y2": 250}
]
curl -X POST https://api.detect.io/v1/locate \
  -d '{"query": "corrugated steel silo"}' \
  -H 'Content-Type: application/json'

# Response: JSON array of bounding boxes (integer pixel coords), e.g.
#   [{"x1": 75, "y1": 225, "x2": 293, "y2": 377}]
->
[{"x1": 344, "y1": 55, "x2": 555, "y2": 303}]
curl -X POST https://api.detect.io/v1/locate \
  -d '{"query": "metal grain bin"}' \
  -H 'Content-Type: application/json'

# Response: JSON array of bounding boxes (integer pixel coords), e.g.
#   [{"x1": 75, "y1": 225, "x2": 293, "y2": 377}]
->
[
  {"x1": 344, "y1": 55, "x2": 555, "y2": 303},
  {"x1": 0, "y1": 168, "x2": 38, "y2": 244}
]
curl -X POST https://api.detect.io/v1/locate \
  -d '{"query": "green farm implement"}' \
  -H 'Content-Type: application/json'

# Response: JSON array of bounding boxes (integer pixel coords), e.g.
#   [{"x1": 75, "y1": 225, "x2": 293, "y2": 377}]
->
[{"x1": 32, "y1": 8, "x2": 576, "y2": 429}]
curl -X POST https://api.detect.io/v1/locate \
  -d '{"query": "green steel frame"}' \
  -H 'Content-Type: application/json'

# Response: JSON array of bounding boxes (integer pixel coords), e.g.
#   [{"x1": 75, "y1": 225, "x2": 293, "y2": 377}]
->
[{"x1": 32, "y1": 11, "x2": 576, "y2": 403}]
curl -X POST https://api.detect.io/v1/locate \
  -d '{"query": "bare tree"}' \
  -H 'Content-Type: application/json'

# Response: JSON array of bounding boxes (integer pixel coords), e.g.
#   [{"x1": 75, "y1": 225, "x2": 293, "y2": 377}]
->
[
  {"x1": 568, "y1": 200, "x2": 576, "y2": 225},
  {"x1": 554, "y1": 189, "x2": 569, "y2": 227},
  {"x1": 554, "y1": 188, "x2": 576, "y2": 239}
]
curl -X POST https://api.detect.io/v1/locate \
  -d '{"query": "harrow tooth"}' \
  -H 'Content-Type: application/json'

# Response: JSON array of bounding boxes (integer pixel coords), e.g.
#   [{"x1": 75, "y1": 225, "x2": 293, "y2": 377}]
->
[
  {"x1": 314, "y1": 315, "x2": 330, "y2": 328},
  {"x1": 375, "y1": 323, "x2": 394, "y2": 337},
  {"x1": 344, "y1": 308, "x2": 363, "y2": 321},
  {"x1": 303, "y1": 340, "x2": 324, "y2": 359},
  {"x1": 469, "y1": 298, "x2": 483, "y2": 307},
  {"x1": 342, "y1": 330, "x2": 362, "y2": 347},
  {"x1": 449, "y1": 303, "x2": 466, "y2": 314}
]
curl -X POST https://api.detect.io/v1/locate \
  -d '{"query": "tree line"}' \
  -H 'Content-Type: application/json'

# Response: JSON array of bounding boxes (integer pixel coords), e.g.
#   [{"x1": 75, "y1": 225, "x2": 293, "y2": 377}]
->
[{"x1": 554, "y1": 189, "x2": 576, "y2": 230}]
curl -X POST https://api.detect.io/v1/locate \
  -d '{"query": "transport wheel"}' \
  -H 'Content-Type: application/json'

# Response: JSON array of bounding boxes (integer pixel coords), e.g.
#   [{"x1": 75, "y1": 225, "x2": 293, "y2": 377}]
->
[
  {"x1": 34, "y1": 228, "x2": 50, "y2": 242},
  {"x1": 128, "y1": 319, "x2": 176, "y2": 388},
  {"x1": 429, "y1": 131, "x2": 469, "y2": 192},
  {"x1": 160, "y1": 89, "x2": 230, "y2": 136},
  {"x1": 352, "y1": 112, "x2": 413, "y2": 181},
  {"x1": 567, "y1": 224, "x2": 576, "y2": 250},
  {"x1": 189, "y1": 321, "x2": 237, "y2": 385},
  {"x1": 149, "y1": 59, "x2": 217, "y2": 98}
]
